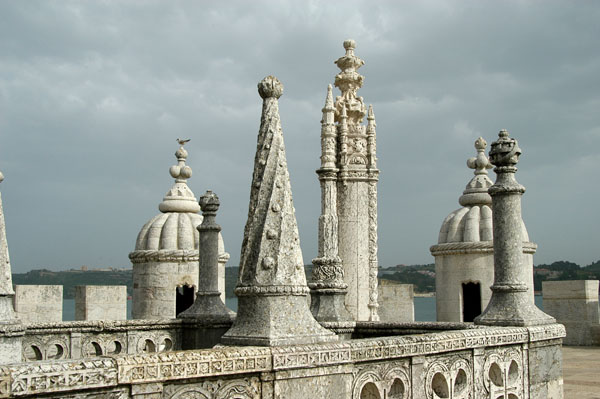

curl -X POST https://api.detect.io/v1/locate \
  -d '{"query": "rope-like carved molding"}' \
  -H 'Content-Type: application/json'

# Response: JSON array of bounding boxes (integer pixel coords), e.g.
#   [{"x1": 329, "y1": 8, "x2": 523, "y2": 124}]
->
[
  {"x1": 129, "y1": 250, "x2": 230, "y2": 263},
  {"x1": 234, "y1": 285, "x2": 310, "y2": 296},
  {"x1": 430, "y1": 241, "x2": 537, "y2": 256},
  {"x1": 22, "y1": 319, "x2": 182, "y2": 335},
  {"x1": 129, "y1": 249, "x2": 199, "y2": 263}
]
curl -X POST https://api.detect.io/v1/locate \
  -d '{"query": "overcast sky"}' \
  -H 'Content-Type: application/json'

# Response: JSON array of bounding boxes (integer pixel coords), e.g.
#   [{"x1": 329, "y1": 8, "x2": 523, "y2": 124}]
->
[{"x1": 0, "y1": 1, "x2": 598, "y2": 273}]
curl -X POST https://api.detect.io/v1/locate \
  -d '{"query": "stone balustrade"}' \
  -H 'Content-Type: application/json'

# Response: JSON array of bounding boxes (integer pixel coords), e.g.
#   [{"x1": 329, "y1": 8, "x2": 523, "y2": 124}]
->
[{"x1": 0, "y1": 323, "x2": 565, "y2": 398}]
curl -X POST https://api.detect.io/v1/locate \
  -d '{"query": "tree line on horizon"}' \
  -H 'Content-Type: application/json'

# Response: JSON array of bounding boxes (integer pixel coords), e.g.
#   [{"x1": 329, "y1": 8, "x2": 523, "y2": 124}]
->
[{"x1": 11, "y1": 259, "x2": 600, "y2": 298}]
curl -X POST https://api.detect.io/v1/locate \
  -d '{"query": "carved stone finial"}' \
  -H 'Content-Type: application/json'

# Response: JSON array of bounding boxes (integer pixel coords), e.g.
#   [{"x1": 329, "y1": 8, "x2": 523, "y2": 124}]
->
[
  {"x1": 258, "y1": 75, "x2": 283, "y2": 99},
  {"x1": 489, "y1": 129, "x2": 522, "y2": 170},
  {"x1": 222, "y1": 77, "x2": 336, "y2": 346},
  {"x1": 334, "y1": 39, "x2": 366, "y2": 125},
  {"x1": 159, "y1": 143, "x2": 200, "y2": 213},
  {"x1": 199, "y1": 190, "x2": 219, "y2": 214},
  {"x1": 0, "y1": 171, "x2": 3, "y2": 184},
  {"x1": 459, "y1": 137, "x2": 493, "y2": 207}
]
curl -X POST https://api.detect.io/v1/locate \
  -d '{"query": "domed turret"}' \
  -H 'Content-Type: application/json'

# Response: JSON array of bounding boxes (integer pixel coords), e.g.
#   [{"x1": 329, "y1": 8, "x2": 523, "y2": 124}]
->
[
  {"x1": 430, "y1": 137, "x2": 536, "y2": 322},
  {"x1": 129, "y1": 142, "x2": 229, "y2": 319}
]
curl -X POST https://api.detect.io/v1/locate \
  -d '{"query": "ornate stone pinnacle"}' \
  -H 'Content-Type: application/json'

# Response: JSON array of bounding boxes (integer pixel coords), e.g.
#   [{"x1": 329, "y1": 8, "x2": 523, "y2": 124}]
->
[
  {"x1": 159, "y1": 143, "x2": 200, "y2": 213},
  {"x1": 334, "y1": 39, "x2": 366, "y2": 125},
  {"x1": 475, "y1": 129, "x2": 554, "y2": 327},
  {"x1": 222, "y1": 76, "x2": 336, "y2": 346},
  {"x1": 258, "y1": 75, "x2": 283, "y2": 99},
  {"x1": 323, "y1": 84, "x2": 334, "y2": 113},
  {"x1": 459, "y1": 137, "x2": 493, "y2": 207}
]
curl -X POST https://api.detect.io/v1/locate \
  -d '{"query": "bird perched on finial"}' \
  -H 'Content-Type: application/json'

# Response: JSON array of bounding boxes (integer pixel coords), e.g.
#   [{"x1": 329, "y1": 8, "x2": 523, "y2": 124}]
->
[{"x1": 176, "y1": 138, "x2": 191, "y2": 146}]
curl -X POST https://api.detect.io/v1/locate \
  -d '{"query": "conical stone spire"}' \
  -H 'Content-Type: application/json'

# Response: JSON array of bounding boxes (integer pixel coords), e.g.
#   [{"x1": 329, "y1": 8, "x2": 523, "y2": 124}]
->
[
  {"x1": 221, "y1": 76, "x2": 336, "y2": 346},
  {"x1": 0, "y1": 171, "x2": 18, "y2": 322}
]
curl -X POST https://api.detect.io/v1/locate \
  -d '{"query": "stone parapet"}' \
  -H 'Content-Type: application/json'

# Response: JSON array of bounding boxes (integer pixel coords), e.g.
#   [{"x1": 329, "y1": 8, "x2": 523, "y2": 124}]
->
[
  {"x1": 13, "y1": 285, "x2": 63, "y2": 324},
  {"x1": 542, "y1": 280, "x2": 600, "y2": 345},
  {"x1": 0, "y1": 323, "x2": 565, "y2": 398},
  {"x1": 75, "y1": 285, "x2": 127, "y2": 321}
]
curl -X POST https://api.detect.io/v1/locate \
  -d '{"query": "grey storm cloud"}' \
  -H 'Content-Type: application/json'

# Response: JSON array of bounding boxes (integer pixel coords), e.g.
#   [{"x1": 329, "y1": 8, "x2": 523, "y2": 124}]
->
[{"x1": 0, "y1": 0, "x2": 598, "y2": 272}]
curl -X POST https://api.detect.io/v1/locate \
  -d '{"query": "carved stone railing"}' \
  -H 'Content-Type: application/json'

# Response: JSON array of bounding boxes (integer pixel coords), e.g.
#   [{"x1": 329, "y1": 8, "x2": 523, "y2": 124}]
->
[
  {"x1": 20, "y1": 319, "x2": 184, "y2": 361},
  {"x1": 0, "y1": 323, "x2": 565, "y2": 398}
]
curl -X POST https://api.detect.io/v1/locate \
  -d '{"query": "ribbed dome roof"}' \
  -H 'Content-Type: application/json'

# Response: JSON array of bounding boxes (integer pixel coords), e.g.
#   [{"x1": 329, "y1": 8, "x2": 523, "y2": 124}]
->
[
  {"x1": 132, "y1": 143, "x2": 224, "y2": 253},
  {"x1": 135, "y1": 212, "x2": 224, "y2": 252},
  {"x1": 437, "y1": 137, "x2": 531, "y2": 244},
  {"x1": 438, "y1": 205, "x2": 530, "y2": 244}
]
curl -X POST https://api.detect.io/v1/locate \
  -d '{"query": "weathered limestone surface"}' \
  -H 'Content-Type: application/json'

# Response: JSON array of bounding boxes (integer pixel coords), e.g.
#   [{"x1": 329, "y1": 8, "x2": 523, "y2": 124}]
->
[
  {"x1": 0, "y1": 171, "x2": 24, "y2": 365},
  {"x1": 543, "y1": 280, "x2": 600, "y2": 345},
  {"x1": 75, "y1": 286, "x2": 127, "y2": 321},
  {"x1": 329, "y1": 40, "x2": 379, "y2": 322},
  {"x1": 475, "y1": 130, "x2": 554, "y2": 327},
  {"x1": 14, "y1": 285, "x2": 63, "y2": 323},
  {"x1": 221, "y1": 76, "x2": 336, "y2": 346},
  {"x1": 0, "y1": 323, "x2": 566, "y2": 398},
  {"x1": 377, "y1": 279, "x2": 414, "y2": 322},
  {"x1": 431, "y1": 137, "x2": 536, "y2": 322},
  {"x1": 130, "y1": 144, "x2": 229, "y2": 319},
  {"x1": 309, "y1": 84, "x2": 353, "y2": 324}
]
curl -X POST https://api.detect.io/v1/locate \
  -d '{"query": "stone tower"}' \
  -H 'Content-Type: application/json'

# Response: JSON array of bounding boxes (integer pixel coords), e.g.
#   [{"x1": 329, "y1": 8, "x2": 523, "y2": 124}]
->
[
  {"x1": 328, "y1": 40, "x2": 379, "y2": 321},
  {"x1": 430, "y1": 137, "x2": 536, "y2": 322},
  {"x1": 130, "y1": 144, "x2": 229, "y2": 319}
]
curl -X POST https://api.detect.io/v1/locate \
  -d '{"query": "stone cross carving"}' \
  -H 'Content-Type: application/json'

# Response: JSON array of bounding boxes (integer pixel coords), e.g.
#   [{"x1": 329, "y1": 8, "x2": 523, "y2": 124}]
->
[
  {"x1": 221, "y1": 76, "x2": 336, "y2": 346},
  {"x1": 475, "y1": 130, "x2": 555, "y2": 326},
  {"x1": 178, "y1": 190, "x2": 234, "y2": 322}
]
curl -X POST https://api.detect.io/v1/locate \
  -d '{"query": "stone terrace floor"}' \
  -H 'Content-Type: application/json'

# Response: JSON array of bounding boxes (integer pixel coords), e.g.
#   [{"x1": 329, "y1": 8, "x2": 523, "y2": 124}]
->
[{"x1": 563, "y1": 346, "x2": 600, "y2": 398}]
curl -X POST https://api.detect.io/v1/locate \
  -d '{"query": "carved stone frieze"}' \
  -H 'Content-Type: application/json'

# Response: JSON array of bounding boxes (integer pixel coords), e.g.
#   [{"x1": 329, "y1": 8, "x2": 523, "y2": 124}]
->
[
  {"x1": 165, "y1": 376, "x2": 260, "y2": 399},
  {"x1": 0, "y1": 358, "x2": 117, "y2": 397},
  {"x1": 116, "y1": 348, "x2": 271, "y2": 384},
  {"x1": 352, "y1": 360, "x2": 411, "y2": 399}
]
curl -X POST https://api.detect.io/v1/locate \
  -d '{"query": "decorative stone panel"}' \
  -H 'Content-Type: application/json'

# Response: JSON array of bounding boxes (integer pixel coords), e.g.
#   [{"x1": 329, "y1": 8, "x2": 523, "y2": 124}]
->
[
  {"x1": 352, "y1": 360, "x2": 411, "y2": 398},
  {"x1": 164, "y1": 376, "x2": 261, "y2": 399},
  {"x1": 424, "y1": 352, "x2": 473, "y2": 399}
]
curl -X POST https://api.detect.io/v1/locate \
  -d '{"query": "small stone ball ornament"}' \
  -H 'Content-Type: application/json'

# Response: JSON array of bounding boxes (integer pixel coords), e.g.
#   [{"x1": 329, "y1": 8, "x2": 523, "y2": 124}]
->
[
  {"x1": 258, "y1": 75, "x2": 283, "y2": 99},
  {"x1": 0, "y1": 171, "x2": 4, "y2": 183}
]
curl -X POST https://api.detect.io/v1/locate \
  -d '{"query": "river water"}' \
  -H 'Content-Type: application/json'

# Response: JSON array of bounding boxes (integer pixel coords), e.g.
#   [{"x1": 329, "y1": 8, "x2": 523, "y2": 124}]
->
[{"x1": 62, "y1": 295, "x2": 544, "y2": 322}]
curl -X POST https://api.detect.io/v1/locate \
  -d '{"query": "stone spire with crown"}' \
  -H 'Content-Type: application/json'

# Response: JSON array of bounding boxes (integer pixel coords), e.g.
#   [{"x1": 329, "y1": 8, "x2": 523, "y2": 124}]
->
[{"x1": 221, "y1": 76, "x2": 336, "y2": 346}]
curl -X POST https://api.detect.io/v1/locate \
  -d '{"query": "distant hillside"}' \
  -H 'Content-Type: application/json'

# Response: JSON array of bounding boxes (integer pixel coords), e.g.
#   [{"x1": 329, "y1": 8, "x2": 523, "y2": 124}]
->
[
  {"x1": 13, "y1": 259, "x2": 600, "y2": 298},
  {"x1": 12, "y1": 269, "x2": 132, "y2": 299}
]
